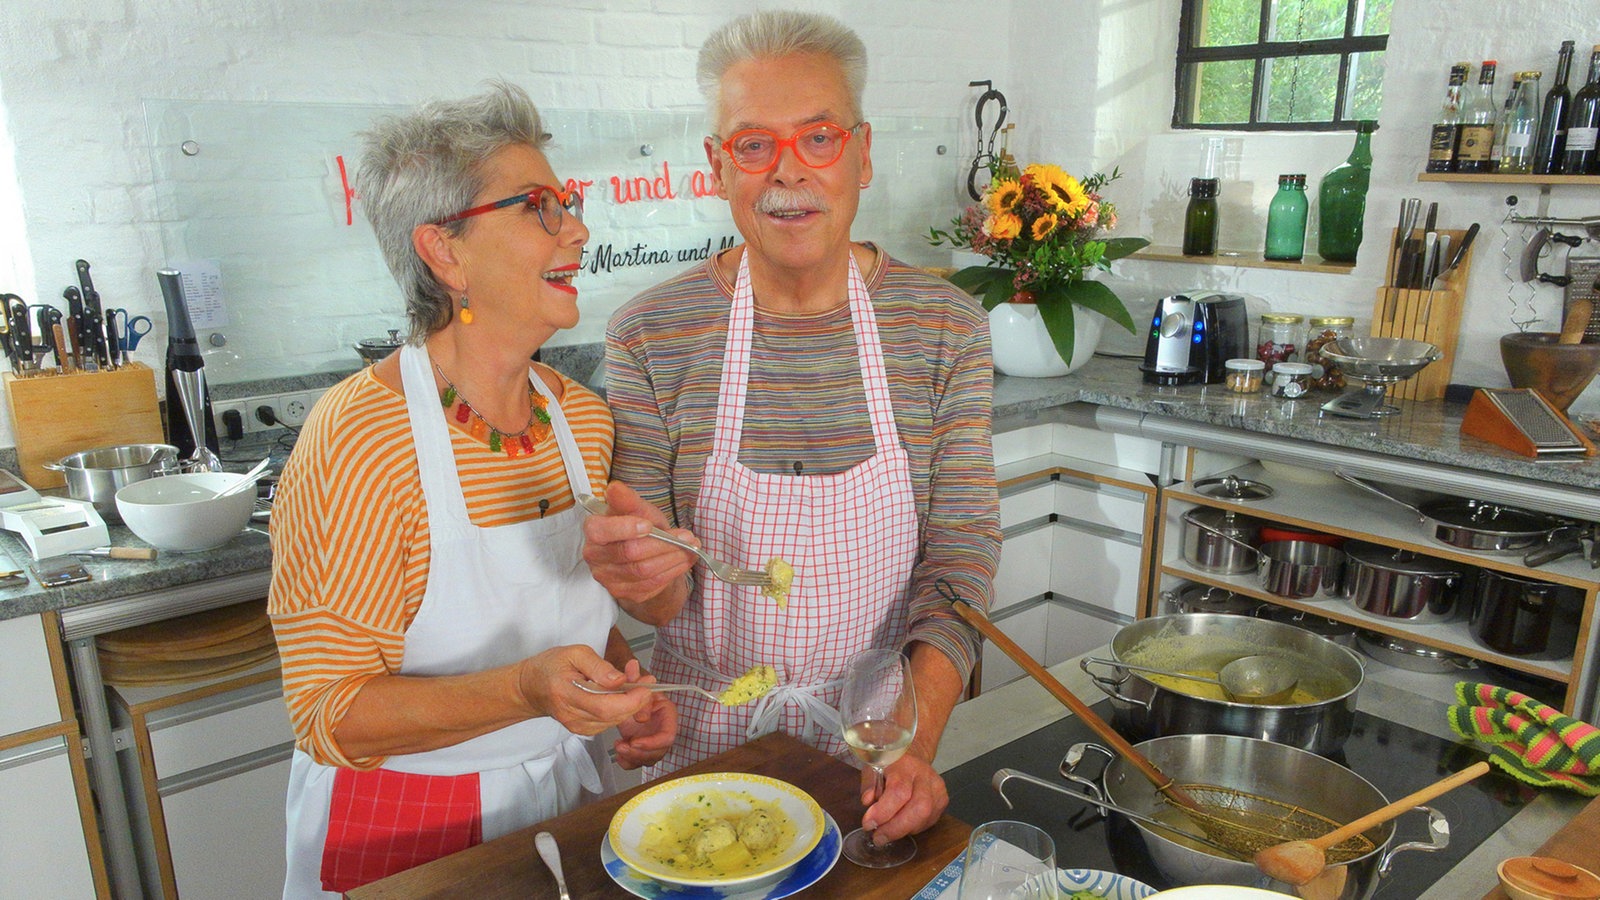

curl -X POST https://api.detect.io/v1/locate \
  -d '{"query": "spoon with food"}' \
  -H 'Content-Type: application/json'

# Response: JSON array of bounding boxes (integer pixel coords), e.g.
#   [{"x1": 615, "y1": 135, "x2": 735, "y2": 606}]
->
[{"x1": 573, "y1": 664, "x2": 778, "y2": 707}]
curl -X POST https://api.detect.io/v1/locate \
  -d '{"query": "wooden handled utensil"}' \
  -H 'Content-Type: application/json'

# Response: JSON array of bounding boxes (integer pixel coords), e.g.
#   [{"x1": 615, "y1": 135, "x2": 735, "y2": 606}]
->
[
  {"x1": 1561, "y1": 298, "x2": 1593, "y2": 345},
  {"x1": 1254, "y1": 759, "x2": 1491, "y2": 886},
  {"x1": 948, "y1": 591, "x2": 1204, "y2": 814}
]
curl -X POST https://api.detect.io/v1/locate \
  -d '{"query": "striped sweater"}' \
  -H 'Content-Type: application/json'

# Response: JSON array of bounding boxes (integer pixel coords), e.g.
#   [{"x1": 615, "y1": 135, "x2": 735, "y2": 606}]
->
[
  {"x1": 266, "y1": 365, "x2": 613, "y2": 768},
  {"x1": 605, "y1": 245, "x2": 1001, "y2": 684}
]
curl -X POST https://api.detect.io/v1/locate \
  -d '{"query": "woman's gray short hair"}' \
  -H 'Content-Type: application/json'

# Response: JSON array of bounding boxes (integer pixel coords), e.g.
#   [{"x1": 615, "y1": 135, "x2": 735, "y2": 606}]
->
[
  {"x1": 355, "y1": 79, "x2": 549, "y2": 339},
  {"x1": 697, "y1": 10, "x2": 867, "y2": 127}
]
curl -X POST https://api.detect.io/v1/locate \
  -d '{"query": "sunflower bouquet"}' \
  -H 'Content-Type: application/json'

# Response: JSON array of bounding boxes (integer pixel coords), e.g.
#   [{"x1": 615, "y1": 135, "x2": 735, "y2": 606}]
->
[{"x1": 930, "y1": 164, "x2": 1148, "y2": 364}]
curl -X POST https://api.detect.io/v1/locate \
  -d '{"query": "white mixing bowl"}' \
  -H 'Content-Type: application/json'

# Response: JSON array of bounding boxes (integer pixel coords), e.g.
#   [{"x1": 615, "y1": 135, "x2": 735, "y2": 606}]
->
[{"x1": 115, "y1": 472, "x2": 256, "y2": 552}]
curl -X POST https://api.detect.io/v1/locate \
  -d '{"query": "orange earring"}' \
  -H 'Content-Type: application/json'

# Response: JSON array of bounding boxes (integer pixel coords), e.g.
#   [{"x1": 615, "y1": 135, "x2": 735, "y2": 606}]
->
[{"x1": 459, "y1": 294, "x2": 473, "y2": 325}]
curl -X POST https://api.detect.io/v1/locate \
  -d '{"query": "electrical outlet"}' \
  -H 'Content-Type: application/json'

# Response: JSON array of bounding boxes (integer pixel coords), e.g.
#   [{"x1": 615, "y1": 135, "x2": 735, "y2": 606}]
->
[
  {"x1": 280, "y1": 395, "x2": 310, "y2": 426},
  {"x1": 212, "y1": 400, "x2": 250, "y2": 440}
]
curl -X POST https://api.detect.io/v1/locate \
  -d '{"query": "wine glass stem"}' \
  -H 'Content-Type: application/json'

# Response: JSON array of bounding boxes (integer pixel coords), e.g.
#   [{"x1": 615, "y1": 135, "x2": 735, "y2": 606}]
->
[{"x1": 867, "y1": 765, "x2": 887, "y2": 836}]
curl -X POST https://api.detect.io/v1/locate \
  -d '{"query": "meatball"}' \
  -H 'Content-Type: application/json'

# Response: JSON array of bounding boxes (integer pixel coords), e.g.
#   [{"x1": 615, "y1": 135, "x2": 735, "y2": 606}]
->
[
  {"x1": 737, "y1": 809, "x2": 780, "y2": 852},
  {"x1": 688, "y1": 822, "x2": 738, "y2": 862}
]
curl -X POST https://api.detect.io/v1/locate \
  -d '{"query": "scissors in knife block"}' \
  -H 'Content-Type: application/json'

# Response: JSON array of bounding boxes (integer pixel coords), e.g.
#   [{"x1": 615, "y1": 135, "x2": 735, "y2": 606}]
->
[
  {"x1": 30, "y1": 305, "x2": 63, "y2": 374},
  {"x1": 108, "y1": 309, "x2": 152, "y2": 358}
]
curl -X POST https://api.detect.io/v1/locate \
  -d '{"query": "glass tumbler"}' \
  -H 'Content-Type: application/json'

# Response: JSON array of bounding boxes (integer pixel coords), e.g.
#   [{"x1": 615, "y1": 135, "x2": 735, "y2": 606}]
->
[{"x1": 957, "y1": 820, "x2": 1058, "y2": 900}]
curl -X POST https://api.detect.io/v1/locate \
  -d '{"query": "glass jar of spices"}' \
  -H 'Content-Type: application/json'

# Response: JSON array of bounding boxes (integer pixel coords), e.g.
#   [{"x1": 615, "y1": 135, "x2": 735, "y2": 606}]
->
[
  {"x1": 1224, "y1": 358, "x2": 1265, "y2": 393},
  {"x1": 1303, "y1": 316, "x2": 1355, "y2": 391},
  {"x1": 1266, "y1": 361, "x2": 1314, "y2": 399},
  {"x1": 1256, "y1": 313, "x2": 1304, "y2": 371}
]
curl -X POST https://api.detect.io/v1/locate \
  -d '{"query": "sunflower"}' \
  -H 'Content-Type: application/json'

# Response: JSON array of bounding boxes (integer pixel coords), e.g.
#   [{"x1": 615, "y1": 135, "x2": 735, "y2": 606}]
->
[
  {"x1": 986, "y1": 212, "x2": 1023, "y2": 240},
  {"x1": 1030, "y1": 213, "x2": 1060, "y2": 241},
  {"x1": 986, "y1": 179, "x2": 1024, "y2": 216},
  {"x1": 1026, "y1": 164, "x2": 1090, "y2": 218}
]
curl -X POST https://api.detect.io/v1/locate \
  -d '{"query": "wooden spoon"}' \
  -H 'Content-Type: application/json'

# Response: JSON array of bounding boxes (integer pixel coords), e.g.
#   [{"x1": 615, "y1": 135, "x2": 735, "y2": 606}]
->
[
  {"x1": 948, "y1": 594, "x2": 1206, "y2": 815},
  {"x1": 1255, "y1": 760, "x2": 1491, "y2": 886}
]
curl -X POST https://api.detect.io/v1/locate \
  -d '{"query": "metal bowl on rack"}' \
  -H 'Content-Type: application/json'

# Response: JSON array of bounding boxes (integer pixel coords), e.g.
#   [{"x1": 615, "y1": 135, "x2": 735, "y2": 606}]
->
[{"x1": 1317, "y1": 337, "x2": 1441, "y2": 419}]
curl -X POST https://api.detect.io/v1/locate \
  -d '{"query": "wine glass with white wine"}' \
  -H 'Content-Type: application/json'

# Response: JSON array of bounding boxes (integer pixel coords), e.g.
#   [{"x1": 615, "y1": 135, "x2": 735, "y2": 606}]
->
[{"x1": 839, "y1": 648, "x2": 918, "y2": 867}]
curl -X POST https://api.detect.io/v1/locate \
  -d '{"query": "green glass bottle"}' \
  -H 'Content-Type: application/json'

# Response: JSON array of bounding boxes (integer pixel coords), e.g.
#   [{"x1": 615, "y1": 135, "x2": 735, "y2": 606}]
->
[
  {"x1": 1317, "y1": 121, "x2": 1376, "y2": 263},
  {"x1": 1182, "y1": 178, "x2": 1219, "y2": 255},
  {"x1": 1264, "y1": 174, "x2": 1308, "y2": 261}
]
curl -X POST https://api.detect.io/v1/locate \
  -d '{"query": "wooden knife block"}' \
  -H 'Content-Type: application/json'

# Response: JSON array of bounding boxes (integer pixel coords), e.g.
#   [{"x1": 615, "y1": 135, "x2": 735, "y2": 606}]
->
[
  {"x1": 3, "y1": 363, "x2": 166, "y2": 489},
  {"x1": 1370, "y1": 226, "x2": 1476, "y2": 402}
]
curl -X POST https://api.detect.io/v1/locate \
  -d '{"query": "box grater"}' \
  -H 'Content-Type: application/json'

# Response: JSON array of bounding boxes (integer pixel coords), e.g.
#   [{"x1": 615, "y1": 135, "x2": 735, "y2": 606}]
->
[
  {"x1": 1568, "y1": 256, "x2": 1600, "y2": 342},
  {"x1": 1463, "y1": 388, "x2": 1592, "y2": 457}
]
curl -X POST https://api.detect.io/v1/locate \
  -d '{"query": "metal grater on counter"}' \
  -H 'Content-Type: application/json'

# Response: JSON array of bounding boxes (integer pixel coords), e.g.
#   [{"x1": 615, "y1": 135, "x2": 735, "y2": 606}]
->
[
  {"x1": 1569, "y1": 257, "x2": 1600, "y2": 342},
  {"x1": 1482, "y1": 389, "x2": 1589, "y2": 455}
]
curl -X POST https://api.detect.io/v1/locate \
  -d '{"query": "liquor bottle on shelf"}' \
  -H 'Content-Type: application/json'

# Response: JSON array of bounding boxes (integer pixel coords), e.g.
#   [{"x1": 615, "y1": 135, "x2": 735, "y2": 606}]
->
[
  {"x1": 1533, "y1": 41, "x2": 1576, "y2": 175},
  {"x1": 1426, "y1": 63, "x2": 1470, "y2": 173},
  {"x1": 1497, "y1": 72, "x2": 1542, "y2": 174},
  {"x1": 1489, "y1": 71, "x2": 1524, "y2": 171},
  {"x1": 1563, "y1": 45, "x2": 1600, "y2": 175},
  {"x1": 1317, "y1": 121, "x2": 1375, "y2": 262},
  {"x1": 1454, "y1": 60, "x2": 1499, "y2": 173}
]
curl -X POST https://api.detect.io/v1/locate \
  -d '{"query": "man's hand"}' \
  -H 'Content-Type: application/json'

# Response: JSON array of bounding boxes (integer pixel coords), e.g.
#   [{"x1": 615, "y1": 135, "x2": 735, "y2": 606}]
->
[
  {"x1": 858, "y1": 750, "x2": 948, "y2": 842},
  {"x1": 614, "y1": 691, "x2": 677, "y2": 769}
]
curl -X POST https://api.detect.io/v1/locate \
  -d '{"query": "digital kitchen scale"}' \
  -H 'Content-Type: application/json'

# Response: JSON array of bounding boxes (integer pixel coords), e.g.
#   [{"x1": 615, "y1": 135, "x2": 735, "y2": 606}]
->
[
  {"x1": 0, "y1": 497, "x2": 110, "y2": 559},
  {"x1": 1316, "y1": 336, "x2": 1442, "y2": 419}
]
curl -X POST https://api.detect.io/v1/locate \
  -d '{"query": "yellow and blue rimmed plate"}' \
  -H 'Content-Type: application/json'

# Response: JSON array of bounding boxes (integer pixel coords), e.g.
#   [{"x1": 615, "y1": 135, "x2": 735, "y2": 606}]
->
[
  {"x1": 601, "y1": 810, "x2": 840, "y2": 899},
  {"x1": 608, "y1": 772, "x2": 826, "y2": 889}
]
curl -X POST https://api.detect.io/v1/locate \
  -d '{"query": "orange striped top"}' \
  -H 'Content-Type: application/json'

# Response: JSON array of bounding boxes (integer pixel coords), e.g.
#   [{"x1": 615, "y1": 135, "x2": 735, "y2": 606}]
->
[{"x1": 266, "y1": 365, "x2": 613, "y2": 768}]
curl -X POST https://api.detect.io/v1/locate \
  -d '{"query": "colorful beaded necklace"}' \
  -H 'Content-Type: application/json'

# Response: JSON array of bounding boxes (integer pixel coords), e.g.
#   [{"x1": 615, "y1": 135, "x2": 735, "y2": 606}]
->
[{"x1": 433, "y1": 361, "x2": 552, "y2": 456}]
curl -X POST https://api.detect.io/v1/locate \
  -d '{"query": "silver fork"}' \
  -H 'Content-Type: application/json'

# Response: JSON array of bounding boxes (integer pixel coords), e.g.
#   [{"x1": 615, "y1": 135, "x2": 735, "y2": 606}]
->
[
  {"x1": 571, "y1": 678, "x2": 724, "y2": 703},
  {"x1": 575, "y1": 494, "x2": 773, "y2": 588}
]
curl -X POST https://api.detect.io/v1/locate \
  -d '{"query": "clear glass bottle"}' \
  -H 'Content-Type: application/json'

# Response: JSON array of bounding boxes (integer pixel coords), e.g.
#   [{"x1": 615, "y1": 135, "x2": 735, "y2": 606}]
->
[
  {"x1": 1489, "y1": 71, "x2": 1524, "y2": 171},
  {"x1": 1427, "y1": 63, "x2": 1471, "y2": 173},
  {"x1": 1264, "y1": 174, "x2": 1308, "y2": 261},
  {"x1": 1183, "y1": 177, "x2": 1219, "y2": 256},
  {"x1": 1455, "y1": 60, "x2": 1499, "y2": 173},
  {"x1": 1256, "y1": 313, "x2": 1304, "y2": 371},
  {"x1": 1303, "y1": 316, "x2": 1355, "y2": 391},
  {"x1": 1497, "y1": 72, "x2": 1542, "y2": 174},
  {"x1": 1533, "y1": 42, "x2": 1576, "y2": 175},
  {"x1": 1317, "y1": 122, "x2": 1375, "y2": 263}
]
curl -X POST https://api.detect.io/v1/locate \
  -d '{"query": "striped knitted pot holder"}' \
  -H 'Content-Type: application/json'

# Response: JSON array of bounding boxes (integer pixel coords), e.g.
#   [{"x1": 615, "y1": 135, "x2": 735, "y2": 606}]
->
[{"x1": 1446, "y1": 681, "x2": 1600, "y2": 796}]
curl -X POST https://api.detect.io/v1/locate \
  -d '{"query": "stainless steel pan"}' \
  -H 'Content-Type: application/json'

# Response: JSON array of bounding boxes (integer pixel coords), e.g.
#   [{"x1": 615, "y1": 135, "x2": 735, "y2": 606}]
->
[{"x1": 1335, "y1": 470, "x2": 1564, "y2": 554}]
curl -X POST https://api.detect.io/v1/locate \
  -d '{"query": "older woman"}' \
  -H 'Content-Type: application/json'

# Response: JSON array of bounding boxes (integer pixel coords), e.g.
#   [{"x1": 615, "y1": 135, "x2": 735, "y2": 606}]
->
[{"x1": 269, "y1": 81, "x2": 674, "y2": 898}]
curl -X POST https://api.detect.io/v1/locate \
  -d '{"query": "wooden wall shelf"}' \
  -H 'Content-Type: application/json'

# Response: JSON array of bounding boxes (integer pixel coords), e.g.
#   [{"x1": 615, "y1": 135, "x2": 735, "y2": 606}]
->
[
  {"x1": 1133, "y1": 245, "x2": 1355, "y2": 275},
  {"x1": 1417, "y1": 172, "x2": 1600, "y2": 186}
]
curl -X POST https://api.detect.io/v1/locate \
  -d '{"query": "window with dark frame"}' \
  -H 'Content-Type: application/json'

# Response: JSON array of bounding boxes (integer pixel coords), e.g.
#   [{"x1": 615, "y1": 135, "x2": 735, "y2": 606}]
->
[{"x1": 1175, "y1": 0, "x2": 1391, "y2": 131}]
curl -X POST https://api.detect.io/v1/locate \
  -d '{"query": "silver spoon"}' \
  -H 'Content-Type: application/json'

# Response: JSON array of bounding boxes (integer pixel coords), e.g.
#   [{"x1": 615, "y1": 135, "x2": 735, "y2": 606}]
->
[
  {"x1": 210, "y1": 457, "x2": 272, "y2": 500},
  {"x1": 535, "y1": 831, "x2": 570, "y2": 900}
]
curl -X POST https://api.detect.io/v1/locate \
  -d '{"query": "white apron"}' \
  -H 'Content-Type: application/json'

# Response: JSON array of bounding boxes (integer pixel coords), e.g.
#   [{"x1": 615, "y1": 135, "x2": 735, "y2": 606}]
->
[
  {"x1": 281, "y1": 343, "x2": 615, "y2": 898},
  {"x1": 651, "y1": 251, "x2": 921, "y2": 772}
]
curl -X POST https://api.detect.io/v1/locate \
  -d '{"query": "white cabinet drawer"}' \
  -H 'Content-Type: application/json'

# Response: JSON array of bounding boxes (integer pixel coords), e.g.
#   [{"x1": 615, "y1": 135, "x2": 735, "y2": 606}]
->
[
  {"x1": 993, "y1": 424, "x2": 1055, "y2": 467},
  {"x1": 149, "y1": 687, "x2": 292, "y2": 777},
  {"x1": 995, "y1": 528, "x2": 1053, "y2": 613},
  {"x1": 163, "y1": 753, "x2": 290, "y2": 899},
  {"x1": 0, "y1": 614, "x2": 62, "y2": 735},
  {"x1": 1044, "y1": 604, "x2": 1123, "y2": 667},
  {"x1": 1000, "y1": 483, "x2": 1054, "y2": 529},
  {"x1": 0, "y1": 737, "x2": 98, "y2": 899},
  {"x1": 1052, "y1": 479, "x2": 1147, "y2": 535},
  {"x1": 982, "y1": 604, "x2": 1048, "y2": 692},
  {"x1": 1050, "y1": 529, "x2": 1145, "y2": 619}
]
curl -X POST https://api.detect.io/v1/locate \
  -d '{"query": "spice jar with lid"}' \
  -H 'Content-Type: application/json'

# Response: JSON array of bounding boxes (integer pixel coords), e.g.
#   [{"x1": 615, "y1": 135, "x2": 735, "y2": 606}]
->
[
  {"x1": 1256, "y1": 313, "x2": 1304, "y2": 371},
  {"x1": 1266, "y1": 361, "x2": 1314, "y2": 398},
  {"x1": 1303, "y1": 316, "x2": 1355, "y2": 390},
  {"x1": 1224, "y1": 358, "x2": 1265, "y2": 393}
]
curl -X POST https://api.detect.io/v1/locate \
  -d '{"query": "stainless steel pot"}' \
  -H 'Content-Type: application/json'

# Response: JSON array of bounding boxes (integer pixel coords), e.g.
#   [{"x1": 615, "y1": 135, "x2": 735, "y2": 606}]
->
[
  {"x1": 1356, "y1": 630, "x2": 1478, "y2": 674},
  {"x1": 1263, "y1": 605, "x2": 1359, "y2": 647},
  {"x1": 1181, "y1": 507, "x2": 1263, "y2": 574},
  {"x1": 354, "y1": 329, "x2": 404, "y2": 366},
  {"x1": 1082, "y1": 613, "x2": 1363, "y2": 757},
  {"x1": 1162, "y1": 582, "x2": 1261, "y2": 617},
  {"x1": 43, "y1": 444, "x2": 179, "y2": 524},
  {"x1": 1341, "y1": 540, "x2": 1469, "y2": 623},
  {"x1": 1068, "y1": 734, "x2": 1448, "y2": 897},
  {"x1": 1258, "y1": 540, "x2": 1344, "y2": 599},
  {"x1": 1468, "y1": 571, "x2": 1584, "y2": 660},
  {"x1": 1336, "y1": 471, "x2": 1566, "y2": 554}
]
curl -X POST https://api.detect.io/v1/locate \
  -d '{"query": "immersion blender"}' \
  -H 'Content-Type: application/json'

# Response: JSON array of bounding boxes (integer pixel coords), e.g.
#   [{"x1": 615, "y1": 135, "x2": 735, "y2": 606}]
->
[{"x1": 155, "y1": 269, "x2": 221, "y2": 468}]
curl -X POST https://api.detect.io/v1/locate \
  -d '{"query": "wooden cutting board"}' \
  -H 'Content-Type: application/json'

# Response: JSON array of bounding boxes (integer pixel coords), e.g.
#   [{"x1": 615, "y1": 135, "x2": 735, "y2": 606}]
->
[
  {"x1": 1480, "y1": 795, "x2": 1600, "y2": 899},
  {"x1": 97, "y1": 598, "x2": 269, "y2": 656},
  {"x1": 98, "y1": 643, "x2": 279, "y2": 687}
]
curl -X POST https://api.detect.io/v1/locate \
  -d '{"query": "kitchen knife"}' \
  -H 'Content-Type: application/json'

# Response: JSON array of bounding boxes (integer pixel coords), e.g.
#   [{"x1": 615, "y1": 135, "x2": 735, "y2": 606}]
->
[
  {"x1": 1422, "y1": 201, "x2": 1438, "y2": 236},
  {"x1": 1385, "y1": 199, "x2": 1421, "y2": 325},
  {"x1": 0, "y1": 293, "x2": 18, "y2": 375},
  {"x1": 62, "y1": 287, "x2": 94, "y2": 372},
  {"x1": 8, "y1": 298, "x2": 33, "y2": 375},
  {"x1": 75, "y1": 259, "x2": 110, "y2": 370},
  {"x1": 1421, "y1": 232, "x2": 1438, "y2": 290},
  {"x1": 104, "y1": 310, "x2": 121, "y2": 369}
]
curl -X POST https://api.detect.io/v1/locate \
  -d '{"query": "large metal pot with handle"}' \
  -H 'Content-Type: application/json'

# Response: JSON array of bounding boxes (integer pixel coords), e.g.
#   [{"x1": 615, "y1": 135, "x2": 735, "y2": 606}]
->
[
  {"x1": 1082, "y1": 613, "x2": 1363, "y2": 757},
  {"x1": 44, "y1": 443, "x2": 179, "y2": 524},
  {"x1": 1064, "y1": 734, "x2": 1449, "y2": 898},
  {"x1": 1342, "y1": 540, "x2": 1470, "y2": 623},
  {"x1": 1336, "y1": 471, "x2": 1567, "y2": 554}
]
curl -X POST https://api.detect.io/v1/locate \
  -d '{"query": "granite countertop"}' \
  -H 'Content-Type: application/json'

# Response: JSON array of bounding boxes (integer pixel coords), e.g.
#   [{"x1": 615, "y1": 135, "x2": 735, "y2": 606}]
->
[{"x1": 995, "y1": 355, "x2": 1600, "y2": 493}]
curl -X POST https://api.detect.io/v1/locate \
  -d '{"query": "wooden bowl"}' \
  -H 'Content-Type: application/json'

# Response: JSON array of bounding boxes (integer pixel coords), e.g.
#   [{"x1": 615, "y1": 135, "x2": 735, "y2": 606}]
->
[{"x1": 1499, "y1": 332, "x2": 1600, "y2": 412}]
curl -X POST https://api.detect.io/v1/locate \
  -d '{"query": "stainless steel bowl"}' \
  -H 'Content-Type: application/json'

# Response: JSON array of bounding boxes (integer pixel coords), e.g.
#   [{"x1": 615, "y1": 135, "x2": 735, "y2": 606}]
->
[
  {"x1": 43, "y1": 444, "x2": 179, "y2": 524},
  {"x1": 1321, "y1": 337, "x2": 1442, "y2": 381}
]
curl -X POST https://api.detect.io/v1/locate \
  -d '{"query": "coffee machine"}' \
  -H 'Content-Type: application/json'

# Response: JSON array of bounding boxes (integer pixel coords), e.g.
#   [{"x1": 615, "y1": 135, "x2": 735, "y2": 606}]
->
[{"x1": 1139, "y1": 292, "x2": 1250, "y2": 385}]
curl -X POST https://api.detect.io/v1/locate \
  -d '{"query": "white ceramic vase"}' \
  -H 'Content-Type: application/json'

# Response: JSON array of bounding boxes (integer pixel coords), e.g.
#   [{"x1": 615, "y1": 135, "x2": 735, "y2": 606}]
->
[{"x1": 988, "y1": 301, "x2": 1106, "y2": 378}]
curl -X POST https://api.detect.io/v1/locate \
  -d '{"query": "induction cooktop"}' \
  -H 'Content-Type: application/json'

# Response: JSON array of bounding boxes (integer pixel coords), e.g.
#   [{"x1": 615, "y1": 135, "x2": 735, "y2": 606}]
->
[{"x1": 943, "y1": 703, "x2": 1530, "y2": 897}]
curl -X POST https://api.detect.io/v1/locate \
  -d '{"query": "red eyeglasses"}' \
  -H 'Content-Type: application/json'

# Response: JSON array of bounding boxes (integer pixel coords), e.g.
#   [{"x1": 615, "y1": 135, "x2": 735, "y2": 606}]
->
[
  {"x1": 434, "y1": 184, "x2": 583, "y2": 235},
  {"x1": 718, "y1": 122, "x2": 865, "y2": 174}
]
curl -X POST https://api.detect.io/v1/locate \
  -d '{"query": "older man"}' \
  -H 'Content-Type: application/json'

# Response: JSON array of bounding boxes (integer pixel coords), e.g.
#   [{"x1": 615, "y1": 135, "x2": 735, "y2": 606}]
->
[{"x1": 585, "y1": 9, "x2": 1000, "y2": 851}]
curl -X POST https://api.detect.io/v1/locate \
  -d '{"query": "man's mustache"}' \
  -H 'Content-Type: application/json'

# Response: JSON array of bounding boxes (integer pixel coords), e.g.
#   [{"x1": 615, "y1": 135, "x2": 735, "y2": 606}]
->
[{"x1": 754, "y1": 187, "x2": 830, "y2": 215}]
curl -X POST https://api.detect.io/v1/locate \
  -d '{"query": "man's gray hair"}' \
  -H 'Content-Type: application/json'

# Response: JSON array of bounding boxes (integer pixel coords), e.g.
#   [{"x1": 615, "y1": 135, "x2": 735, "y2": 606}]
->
[
  {"x1": 355, "y1": 79, "x2": 550, "y2": 339},
  {"x1": 697, "y1": 10, "x2": 868, "y2": 126}
]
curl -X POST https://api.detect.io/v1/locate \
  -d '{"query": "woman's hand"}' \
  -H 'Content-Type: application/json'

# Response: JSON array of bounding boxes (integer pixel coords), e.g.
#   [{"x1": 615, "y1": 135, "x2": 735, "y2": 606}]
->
[
  {"x1": 858, "y1": 750, "x2": 949, "y2": 843},
  {"x1": 516, "y1": 646, "x2": 653, "y2": 735},
  {"x1": 582, "y1": 481, "x2": 696, "y2": 622}
]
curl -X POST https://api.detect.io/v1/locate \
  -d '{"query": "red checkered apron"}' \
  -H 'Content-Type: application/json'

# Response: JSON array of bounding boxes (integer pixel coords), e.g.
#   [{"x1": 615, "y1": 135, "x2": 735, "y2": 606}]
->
[
  {"x1": 650, "y1": 251, "x2": 920, "y2": 772},
  {"x1": 281, "y1": 343, "x2": 614, "y2": 897}
]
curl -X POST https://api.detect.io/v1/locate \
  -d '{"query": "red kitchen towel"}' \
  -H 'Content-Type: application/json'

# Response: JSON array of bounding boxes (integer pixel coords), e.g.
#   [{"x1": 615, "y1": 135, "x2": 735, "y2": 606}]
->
[
  {"x1": 1446, "y1": 681, "x2": 1600, "y2": 796},
  {"x1": 320, "y1": 767, "x2": 483, "y2": 892}
]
